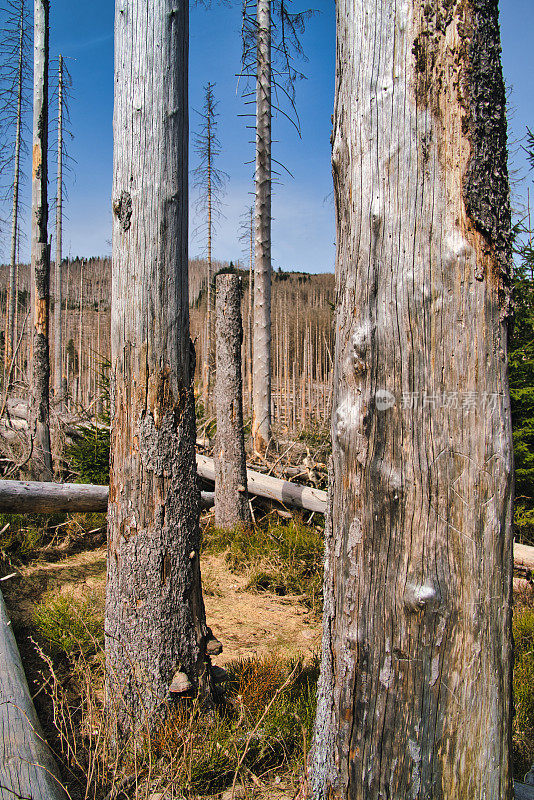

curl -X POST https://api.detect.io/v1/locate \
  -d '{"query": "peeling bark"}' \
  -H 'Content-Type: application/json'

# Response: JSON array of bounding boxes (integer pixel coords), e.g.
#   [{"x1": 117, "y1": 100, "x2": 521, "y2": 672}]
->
[
  {"x1": 310, "y1": 1, "x2": 514, "y2": 798},
  {"x1": 214, "y1": 274, "x2": 251, "y2": 528},
  {"x1": 106, "y1": 0, "x2": 213, "y2": 736},
  {"x1": 29, "y1": 0, "x2": 52, "y2": 481}
]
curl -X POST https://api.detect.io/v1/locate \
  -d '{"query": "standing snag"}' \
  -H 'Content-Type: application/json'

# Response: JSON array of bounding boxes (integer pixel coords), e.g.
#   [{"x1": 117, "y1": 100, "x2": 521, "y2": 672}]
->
[
  {"x1": 214, "y1": 273, "x2": 251, "y2": 529},
  {"x1": 1, "y1": 0, "x2": 30, "y2": 383},
  {"x1": 252, "y1": 0, "x2": 272, "y2": 454},
  {"x1": 310, "y1": 1, "x2": 514, "y2": 798},
  {"x1": 29, "y1": 0, "x2": 52, "y2": 481},
  {"x1": 106, "y1": 0, "x2": 213, "y2": 735},
  {"x1": 241, "y1": 0, "x2": 313, "y2": 453},
  {"x1": 192, "y1": 82, "x2": 226, "y2": 416}
]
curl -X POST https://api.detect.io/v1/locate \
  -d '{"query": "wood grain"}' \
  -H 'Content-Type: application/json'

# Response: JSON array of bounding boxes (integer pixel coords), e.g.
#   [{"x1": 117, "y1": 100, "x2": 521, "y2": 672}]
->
[{"x1": 310, "y1": 1, "x2": 514, "y2": 797}]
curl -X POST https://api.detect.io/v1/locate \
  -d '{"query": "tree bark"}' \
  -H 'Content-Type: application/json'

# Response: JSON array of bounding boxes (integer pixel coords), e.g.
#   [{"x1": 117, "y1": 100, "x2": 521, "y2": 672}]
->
[
  {"x1": 310, "y1": 2, "x2": 514, "y2": 799},
  {"x1": 214, "y1": 274, "x2": 251, "y2": 528},
  {"x1": 53, "y1": 54, "x2": 63, "y2": 408},
  {"x1": 29, "y1": 0, "x2": 52, "y2": 481},
  {"x1": 252, "y1": 0, "x2": 272, "y2": 453},
  {"x1": 106, "y1": 0, "x2": 213, "y2": 735}
]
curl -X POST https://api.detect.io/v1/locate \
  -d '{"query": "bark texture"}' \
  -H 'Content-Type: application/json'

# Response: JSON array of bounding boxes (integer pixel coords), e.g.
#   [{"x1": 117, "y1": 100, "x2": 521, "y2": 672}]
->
[
  {"x1": 214, "y1": 274, "x2": 251, "y2": 528},
  {"x1": 53, "y1": 54, "x2": 63, "y2": 405},
  {"x1": 106, "y1": 0, "x2": 213, "y2": 735},
  {"x1": 29, "y1": 0, "x2": 52, "y2": 481},
  {"x1": 310, "y1": 2, "x2": 514, "y2": 799},
  {"x1": 252, "y1": 0, "x2": 272, "y2": 453}
]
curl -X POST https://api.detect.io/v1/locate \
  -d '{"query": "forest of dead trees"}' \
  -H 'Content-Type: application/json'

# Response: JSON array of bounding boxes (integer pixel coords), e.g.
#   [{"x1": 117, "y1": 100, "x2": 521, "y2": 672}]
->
[
  {"x1": 0, "y1": 259, "x2": 335, "y2": 435},
  {"x1": 0, "y1": 0, "x2": 533, "y2": 799}
]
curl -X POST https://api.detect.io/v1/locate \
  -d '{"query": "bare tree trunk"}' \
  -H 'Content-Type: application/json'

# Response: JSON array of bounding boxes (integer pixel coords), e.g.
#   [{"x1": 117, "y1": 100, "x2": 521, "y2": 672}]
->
[
  {"x1": 5, "y1": 0, "x2": 25, "y2": 382},
  {"x1": 53, "y1": 54, "x2": 63, "y2": 408},
  {"x1": 248, "y1": 204, "x2": 253, "y2": 415},
  {"x1": 252, "y1": 0, "x2": 271, "y2": 453},
  {"x1": 106, "y1": 0, "x2": 213, "y2": 736},
  {"x1": 29, "y1": 0, "x2": 52, "y2": 481},
  {"x1": 214, "y1": 274, "x2": 251, "y2": 528},
  {"x1": 204, "y1": 107, "x2": 213, "y2": 414},
  {"x1": 77, "y1": 260, "x2": 83, "y2": 405},
  {"x1": 310, "y1": 2, "x2": 514, "y2": 799}
]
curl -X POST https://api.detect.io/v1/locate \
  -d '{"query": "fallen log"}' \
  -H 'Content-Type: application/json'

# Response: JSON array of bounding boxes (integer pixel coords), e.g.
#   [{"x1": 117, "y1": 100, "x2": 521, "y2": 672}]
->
[
  {"x1": 514, "y1": 781, "x2": 534, "y2": 800},
  {"x1": 0, "y1": 477, "x2": 532, "y2": 578},
  {"x1": 0, "y1": 587, "x2": 67, "y2": 799},
  {"x1": 0, "y1": 479, "x2": 214, "y2": 514},
  {"x1": 0, "y1": 479, "x2": 109, "y2": 514},
  {"x1": 196, "y1": 453, "x2": 327, "y2": 514},
  {"x1": 514, "y1": 542, "x2": 534, "y2": 574}
]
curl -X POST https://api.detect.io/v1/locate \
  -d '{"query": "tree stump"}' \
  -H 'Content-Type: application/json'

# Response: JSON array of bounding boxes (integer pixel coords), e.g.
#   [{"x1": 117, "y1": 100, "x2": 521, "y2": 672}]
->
[{"x1": 214, "y1": 273, "x2": 251, "y2": 528}]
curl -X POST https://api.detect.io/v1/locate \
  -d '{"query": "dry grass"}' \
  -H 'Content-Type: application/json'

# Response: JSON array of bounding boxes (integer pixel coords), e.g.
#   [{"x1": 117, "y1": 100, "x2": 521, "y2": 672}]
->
[
  {"x1": 202, "y1": 517, "x2": 324, "y2": 615},
  {"x1": 32, "y1": 613, "x2": 318, "y2": 800}
]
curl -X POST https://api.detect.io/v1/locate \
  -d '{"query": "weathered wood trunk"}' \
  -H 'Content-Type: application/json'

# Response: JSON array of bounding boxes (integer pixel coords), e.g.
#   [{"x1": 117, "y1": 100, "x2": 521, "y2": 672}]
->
[
  {"x1": 310, "y1": 2, "x2": 514, "y2": 799},
  {"x1": 214, "y1": 274, "x2": 251, "y2": 528},
  {"x1": 252, "y1": 0, "x2": 272, "y2": 453},
  {"x1": 0, "y1": 479, "x2": 214, "y2": 514},
  {"x1": 29, "y1": 0, "x2": 52, "y2": 481},
  {"x1": 198, "y1": 453, "x2": 327, "y2": 513},
  {"x1": 106, "y1": 0, "x2": 213, "y2": 735},
  {"x1": 53, "y1": 54, "x2": 63, "y2": 407},
  {"x1": 0, "y1": 587, "x2": 67, "y2": 800}
]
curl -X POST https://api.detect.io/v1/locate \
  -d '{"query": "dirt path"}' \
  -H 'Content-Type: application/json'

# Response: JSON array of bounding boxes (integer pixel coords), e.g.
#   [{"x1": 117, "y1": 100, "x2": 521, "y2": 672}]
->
[{"x1": 3, "y1": 549, "x2": 321, "y2": 663}]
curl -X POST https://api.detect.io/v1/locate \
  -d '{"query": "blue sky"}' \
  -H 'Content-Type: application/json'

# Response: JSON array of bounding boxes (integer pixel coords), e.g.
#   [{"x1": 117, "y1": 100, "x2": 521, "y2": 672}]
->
[{"x1": 2, "y1": 0, "x2": 532, "y2": 273}]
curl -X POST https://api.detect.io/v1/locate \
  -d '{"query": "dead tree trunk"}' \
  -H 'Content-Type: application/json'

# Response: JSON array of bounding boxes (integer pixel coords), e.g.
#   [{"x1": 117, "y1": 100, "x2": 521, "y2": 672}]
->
[
  {"x1": 252, "y1": 0, "x2": 272, "y2": 453},
  {"x1": 214, "y1": 274, "x2": 251, "y2": 528},
  {"x1": 53, "y1": 54, "x2": 63, "y2": 407},
  {"x1": 29, "y1": 0, "x2": 52, "y2": 481},
  {"x1": 310, "y1": 2, "x2": 514, "y2": 799},
  {"x1": 5, "y1": 0, "x2": 25, "y2": 381},
  {"x1": 106, "y1": 0, "x2": 213, "y2": 735}
]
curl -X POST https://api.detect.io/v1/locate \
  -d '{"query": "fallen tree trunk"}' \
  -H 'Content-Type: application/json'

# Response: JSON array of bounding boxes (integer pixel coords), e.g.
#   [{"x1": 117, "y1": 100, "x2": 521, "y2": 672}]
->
[
  {"x1": 0, "y1": 587, "x2": 67, "y2": 799},
  {"x1": 0, "y1": 477, "x2": 531, "y2": 578},
  {"x1": 197, "y1": 453, "x2": 327, "y2": 514},
  {"x1": 0, "y1": 480, "x2": 214, "y2": 514},
  {"x1": 514, "y1": 543, "x2": 534, "y2": 574},
  {"x1": 0, "y1": 479, "x2": 109, "y2": 513}
]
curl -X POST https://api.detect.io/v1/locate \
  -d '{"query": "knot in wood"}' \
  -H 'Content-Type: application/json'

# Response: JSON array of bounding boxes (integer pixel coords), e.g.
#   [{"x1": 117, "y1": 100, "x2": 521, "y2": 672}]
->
[
  {"x1": 113, "y1": 190, "x2": 132, "y2": 231},
  {"x1": 404, "y1": 582, "x2": 440, "y2": 613}
]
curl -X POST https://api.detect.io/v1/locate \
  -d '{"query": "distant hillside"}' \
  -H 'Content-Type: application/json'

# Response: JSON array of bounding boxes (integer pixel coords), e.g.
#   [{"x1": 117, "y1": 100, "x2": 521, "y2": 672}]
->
[{"x1": 0, "y1": 258, "x2": 335, "y2": 433}]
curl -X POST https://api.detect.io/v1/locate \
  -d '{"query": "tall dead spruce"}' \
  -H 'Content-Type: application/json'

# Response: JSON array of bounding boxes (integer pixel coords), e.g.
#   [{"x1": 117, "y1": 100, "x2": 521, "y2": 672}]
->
[
  {"x1": 106, "y1": 0, "x2": 214, "y2": 734},
  {"x1": 310, "y1": 1, "x2": 514, "y2": 799},
  {"x1": 192, "y1": 82, "x2": 226, "y2": 415},
  {"x1": 0, "y1": 0, "x2": 30, "y2": 382},
  {"x1": 53, "y1": 53, "x2": 70, "y2": 407},
  {"x1": 214, "y1": 273, "x2": 251, "y2": 529},
  {"x1": 241, "y1": 0, "x2": 312, "y2": 453},
  {"x1": 29, "y1": 0, "x2": 52, "y2": 480}
]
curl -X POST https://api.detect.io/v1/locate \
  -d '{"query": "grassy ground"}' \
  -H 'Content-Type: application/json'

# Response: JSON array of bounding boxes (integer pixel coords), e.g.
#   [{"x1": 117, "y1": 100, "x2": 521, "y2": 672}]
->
[
  {"x1": 30, "y1": 585, "x2": 318, "y2": 800},
  {"x1": 2, "y1": 508, "x2": 533, "y2": 794},
  {"x1": 202, "y1": 516, "x2": 324, "y2": 615},
  {"x1": 513, "y1": 589, "x2": 534, "y2": 779}
]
